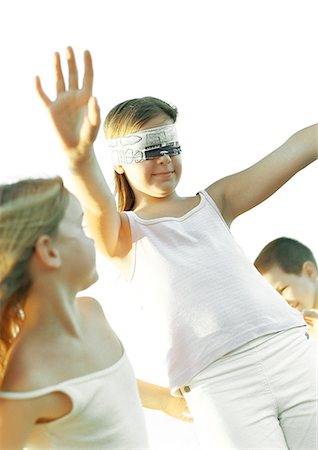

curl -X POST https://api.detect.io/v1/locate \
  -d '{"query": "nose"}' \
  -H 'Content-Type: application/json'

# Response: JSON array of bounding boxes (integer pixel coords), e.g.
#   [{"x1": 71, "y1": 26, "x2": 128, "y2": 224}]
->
[{"x1": 157, "y1": 152, "x2": 171, "y2": 164}]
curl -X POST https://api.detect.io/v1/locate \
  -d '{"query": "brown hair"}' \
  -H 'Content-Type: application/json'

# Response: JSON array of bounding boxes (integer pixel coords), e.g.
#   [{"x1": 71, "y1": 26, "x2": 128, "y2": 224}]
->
[
  {"x1": 254, "y1": 237, "x2": 318, "y2": 275},
  {"x1": 0, "y1": 176, "x2": 69, "y2": 379},
  {"x1": 104, "y1": 96, "x2": 178, "y2": 211}
]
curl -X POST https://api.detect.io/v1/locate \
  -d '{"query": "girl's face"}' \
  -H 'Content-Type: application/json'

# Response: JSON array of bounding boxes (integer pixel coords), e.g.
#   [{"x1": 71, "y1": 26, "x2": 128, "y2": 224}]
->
[
  {"x1": 56, "y1": 194, "x2": 98, "y2": 291},
  {"x1": 262, "y1": 264, "x2": 317, "y2": 311},
  {"x1": 116, "y1": 114, "x2": 182, "y2": 205}
]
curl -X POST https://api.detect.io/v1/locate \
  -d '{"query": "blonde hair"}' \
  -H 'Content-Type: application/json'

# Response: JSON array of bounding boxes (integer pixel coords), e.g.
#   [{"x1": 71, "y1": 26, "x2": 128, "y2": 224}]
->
[
  {"x1": 0, "y1": 176, "x2": 69, "y2": 379},
  {"x1": 104, "y1": 96, "x2": 178, "y2": 211}
]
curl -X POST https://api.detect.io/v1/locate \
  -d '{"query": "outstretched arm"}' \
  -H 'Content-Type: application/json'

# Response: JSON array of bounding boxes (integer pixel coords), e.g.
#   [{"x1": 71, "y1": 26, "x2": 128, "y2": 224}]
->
[
  {"x1": 207, "y1": 124, "x2": 318, "y2": 225},
  {"x1": 36, "y1": 47, "x2": 130, "y2": 261}
]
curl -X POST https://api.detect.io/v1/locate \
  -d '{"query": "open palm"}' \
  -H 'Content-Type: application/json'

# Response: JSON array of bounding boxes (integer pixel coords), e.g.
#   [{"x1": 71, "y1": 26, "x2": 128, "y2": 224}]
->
[{"x1": 36, "y1": 47, "x2": 100, "y2": 162}]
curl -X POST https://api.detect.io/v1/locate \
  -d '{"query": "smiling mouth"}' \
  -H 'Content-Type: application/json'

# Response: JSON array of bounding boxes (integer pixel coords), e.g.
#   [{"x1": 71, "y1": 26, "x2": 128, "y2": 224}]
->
[{"x1": 153, "y1": 171, "x2": 174, "y2": 176}]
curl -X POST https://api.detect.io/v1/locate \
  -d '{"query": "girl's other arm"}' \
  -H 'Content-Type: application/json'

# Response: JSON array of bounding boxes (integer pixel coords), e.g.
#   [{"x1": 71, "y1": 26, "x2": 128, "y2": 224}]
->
[
  {"x1": 137, "y1": 379, "x2": 192, "y2": 422},
  {"x1": 36, "y1": 47, "x2": 129, "y2": 260},
  {"x1": 207, "y1": 124, "x2": 317, "y2": 225}
]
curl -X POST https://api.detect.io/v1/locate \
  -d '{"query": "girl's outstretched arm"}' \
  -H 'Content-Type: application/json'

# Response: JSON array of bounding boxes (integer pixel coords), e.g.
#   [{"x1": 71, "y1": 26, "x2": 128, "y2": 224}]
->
[
  {"x1": 207, "y1": 124, "x2": 317, "y2": 225},
  {"x1": 36, "y1": 48, "x2": 130, "y2": 261}
]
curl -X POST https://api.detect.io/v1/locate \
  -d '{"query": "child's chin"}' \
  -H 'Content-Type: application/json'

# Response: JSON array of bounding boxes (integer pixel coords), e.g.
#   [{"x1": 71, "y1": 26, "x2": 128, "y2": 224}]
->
[{"x1": 82, "y1": 270, "x2": 99, "y2": 290}]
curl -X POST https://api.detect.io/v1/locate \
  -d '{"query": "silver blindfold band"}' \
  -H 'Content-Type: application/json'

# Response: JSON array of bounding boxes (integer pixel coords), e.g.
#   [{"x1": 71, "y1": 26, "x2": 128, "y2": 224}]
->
[{"x1": 107, "y1": 124, "x2": 182, "y2": 165}]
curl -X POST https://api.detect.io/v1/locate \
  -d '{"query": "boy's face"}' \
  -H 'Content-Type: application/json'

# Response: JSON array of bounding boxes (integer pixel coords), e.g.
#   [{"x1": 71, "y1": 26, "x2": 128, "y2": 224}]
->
[{"x1": 262, "y1": 264, "x2": 316, "y2": 311}]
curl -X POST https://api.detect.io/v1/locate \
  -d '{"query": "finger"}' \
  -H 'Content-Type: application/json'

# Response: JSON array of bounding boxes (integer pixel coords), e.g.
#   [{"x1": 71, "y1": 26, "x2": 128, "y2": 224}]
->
[
  {"x1": 54, "y1": 52, "x2": 65, "y2": 93},
  {"x1": 35, "y1": 76, "x2": 52, "y2": 107},
  {"x1": 304, "y1": 317, "x2": 314, "y2": 326},
  {"x1": 87, "y1": 97, "x2": 101, "y2": 127},
  {"x1": 66, "y1": 46, "x2": 78, "y2": 90},
  {"x1": 82, "y1": 50, "x2": 93, "y2": 94},
  {"x1": 181, "y1": 413, "x2": 193, "y2": 422},
  {"x1": 183, "y1": 408, "x2": 193, "y2": 422}
]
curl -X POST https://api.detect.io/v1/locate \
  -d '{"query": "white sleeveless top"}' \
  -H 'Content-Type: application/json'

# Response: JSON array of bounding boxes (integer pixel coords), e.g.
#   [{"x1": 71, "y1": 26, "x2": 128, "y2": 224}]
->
[
  {"x1": 124, "y1": 190, "x2": 305, "y2": 389},
  {"x1": 0, "y1": 352, "x2": 149, "y2": 449}
]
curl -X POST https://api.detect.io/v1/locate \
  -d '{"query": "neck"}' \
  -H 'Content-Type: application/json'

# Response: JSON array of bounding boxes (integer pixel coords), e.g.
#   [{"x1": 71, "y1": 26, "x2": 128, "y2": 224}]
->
[
  {"x1": 133, "y1": 190, "x2": 180, "y2": 211},
  {"x1": 23, "y1": 281, "x2": 82, "y2": 337}
]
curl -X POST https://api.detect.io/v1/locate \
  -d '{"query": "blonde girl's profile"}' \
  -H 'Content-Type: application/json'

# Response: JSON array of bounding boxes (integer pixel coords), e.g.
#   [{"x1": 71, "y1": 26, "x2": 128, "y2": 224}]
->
[{"x1": 0, "y1": 177, "x2": 191, "y2": 449}]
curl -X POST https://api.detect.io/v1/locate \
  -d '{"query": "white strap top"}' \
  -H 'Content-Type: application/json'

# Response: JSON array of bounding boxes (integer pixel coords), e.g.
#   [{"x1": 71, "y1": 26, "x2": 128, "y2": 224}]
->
[
  {"x1": 0, "y1": 351, "x2": 149, "y2": 449},
  {"x1": 124, "y1": 190, "x2": 305, "y2": 389}
]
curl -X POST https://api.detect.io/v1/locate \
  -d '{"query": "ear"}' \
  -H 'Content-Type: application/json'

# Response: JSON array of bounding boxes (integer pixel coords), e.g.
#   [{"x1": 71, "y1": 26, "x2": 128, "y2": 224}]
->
[
  {"x1": 33, "y1": 235, "x2": 62, "y2": 269},
  {"x1": 302, "y1": 261, "x2": 317, "y2": 280},
  {"x1": 114, "y1": 164, "x2": 125, "y2": 174}
]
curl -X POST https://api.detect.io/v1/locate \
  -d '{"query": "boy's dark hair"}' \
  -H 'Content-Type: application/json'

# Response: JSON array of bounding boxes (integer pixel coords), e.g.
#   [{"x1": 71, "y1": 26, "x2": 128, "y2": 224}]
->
[{"x1": 254, "y1": 237, "x2": 317, "y2": 275}]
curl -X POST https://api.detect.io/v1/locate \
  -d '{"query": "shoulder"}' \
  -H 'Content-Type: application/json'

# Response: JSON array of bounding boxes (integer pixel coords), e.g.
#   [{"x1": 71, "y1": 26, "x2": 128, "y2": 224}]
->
[
  {"x1": 204, "y1": 184, "x2": 224, "y2": 209},
  {"x1": 1, "y1": 336, "x2": 41, "y2": 392},
  {"x1": 76, "y1": 296, "x2": 113, "y2": 333},
  {"x1": 76, "y1": 296, "x2": 106, "y2": 318},
  {"x1": 1, "y1": 299, "x2": 102, "y2": 391}
]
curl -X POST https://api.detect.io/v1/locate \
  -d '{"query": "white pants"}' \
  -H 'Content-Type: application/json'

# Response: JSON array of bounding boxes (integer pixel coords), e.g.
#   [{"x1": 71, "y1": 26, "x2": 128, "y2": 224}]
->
[{"x1": 180, "y1": 327, "x2": 317, "y2": 450}]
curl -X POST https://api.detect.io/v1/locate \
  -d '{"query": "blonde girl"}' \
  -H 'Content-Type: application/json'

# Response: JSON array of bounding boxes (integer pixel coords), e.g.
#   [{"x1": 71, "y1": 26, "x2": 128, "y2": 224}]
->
[
  {"x1": 0, "y1": 177, "x2": 188, "y2": 450},
  {"x1": 36, "y1": 47, "x2": 317, "y2": 450}
]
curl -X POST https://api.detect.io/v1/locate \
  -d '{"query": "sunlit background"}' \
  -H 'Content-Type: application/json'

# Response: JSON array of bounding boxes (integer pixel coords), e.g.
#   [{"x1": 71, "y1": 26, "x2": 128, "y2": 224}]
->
[{"x1": 1, "y1": 1, "x2": 317, "y2": 448}]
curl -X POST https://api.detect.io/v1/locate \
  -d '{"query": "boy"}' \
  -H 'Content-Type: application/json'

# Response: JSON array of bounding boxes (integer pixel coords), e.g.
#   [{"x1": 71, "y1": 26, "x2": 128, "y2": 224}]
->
[{"x1": 254, "y1": 237, "x2": 318, "y2": 337}]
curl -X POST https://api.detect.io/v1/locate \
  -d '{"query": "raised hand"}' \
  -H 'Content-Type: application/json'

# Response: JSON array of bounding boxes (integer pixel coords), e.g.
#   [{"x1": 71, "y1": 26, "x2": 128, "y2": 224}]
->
[{"x1": 35, "y1": 47, "x2": 100, "y2": 165}]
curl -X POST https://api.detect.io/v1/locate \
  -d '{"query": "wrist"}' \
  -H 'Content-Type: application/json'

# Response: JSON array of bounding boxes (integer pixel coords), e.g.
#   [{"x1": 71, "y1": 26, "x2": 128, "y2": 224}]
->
[{"x1": 68, "y1": 147, "x2": 96, "y2": 172}]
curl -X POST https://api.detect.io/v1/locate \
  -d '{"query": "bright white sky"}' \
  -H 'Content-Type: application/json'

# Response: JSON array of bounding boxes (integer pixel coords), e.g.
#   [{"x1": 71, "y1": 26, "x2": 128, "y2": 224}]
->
[{"x1": 1, "y1": 1, "x2": 317, "y2": 448}]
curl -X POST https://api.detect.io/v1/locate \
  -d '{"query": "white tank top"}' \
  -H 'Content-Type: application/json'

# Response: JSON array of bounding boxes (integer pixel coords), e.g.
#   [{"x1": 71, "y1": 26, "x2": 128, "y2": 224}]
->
[
  {"x1": 0, "y1": 352, "x2": 149, "y2": 449},
  {"x1": 124, "y1": 190, "x2": 305, "y2": 389}
]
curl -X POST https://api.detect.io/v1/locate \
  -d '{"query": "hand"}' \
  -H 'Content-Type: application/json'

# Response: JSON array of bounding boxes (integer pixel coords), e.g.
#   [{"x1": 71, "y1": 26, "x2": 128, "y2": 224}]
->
[
  {"x1": 162, "y1": 391, "x2": 193, "y2": 422},
  {"x1": 303, "y1": 311, "x2": 318, "y2": 338},
  {"x1": 137, "y1": 379, "x2": 193, "y2": 422},
  {"x1": 35, "y1": 47, "x2": 100, "y2": 165}
]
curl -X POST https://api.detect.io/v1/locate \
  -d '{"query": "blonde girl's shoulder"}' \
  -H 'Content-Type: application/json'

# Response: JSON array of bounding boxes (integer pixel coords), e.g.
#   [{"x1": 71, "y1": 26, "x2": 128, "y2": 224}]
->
[
  {"x1": 1, "y1": 333, "x2": 40, "y2": 392},
  {"x1": 1, "y1": 299, "x2": 105, "y2": 391},
  {"x1": 76, "y1": 296, "x2": 115, "y2": 335},
  {"x1": 76, "y1": 296, "x2": 107, "y2": 320}
]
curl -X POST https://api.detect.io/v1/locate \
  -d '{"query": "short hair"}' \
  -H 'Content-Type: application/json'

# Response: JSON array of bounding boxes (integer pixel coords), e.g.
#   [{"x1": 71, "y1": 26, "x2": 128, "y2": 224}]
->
[{"x1": 254, "y1": 237, "x2": 318, "y2": 275}]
